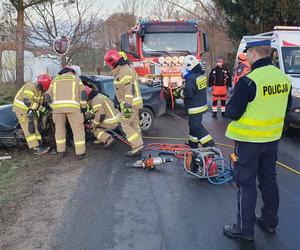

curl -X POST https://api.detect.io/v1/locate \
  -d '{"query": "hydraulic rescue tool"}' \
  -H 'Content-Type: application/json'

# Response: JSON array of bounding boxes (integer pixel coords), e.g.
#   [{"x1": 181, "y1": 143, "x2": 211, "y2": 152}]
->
[{"x1": 128, "y1": 154, "x2": 173, "y2": 170}]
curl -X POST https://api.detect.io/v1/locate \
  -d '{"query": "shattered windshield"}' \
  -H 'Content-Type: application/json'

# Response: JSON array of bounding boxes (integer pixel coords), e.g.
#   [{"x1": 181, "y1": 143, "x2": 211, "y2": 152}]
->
[
  {"x1": 281, "y1": 47, "x2": 300, "y2": 74},
  {"x1": 142, "y1": 32, "x2": 198, "y2": 56}
]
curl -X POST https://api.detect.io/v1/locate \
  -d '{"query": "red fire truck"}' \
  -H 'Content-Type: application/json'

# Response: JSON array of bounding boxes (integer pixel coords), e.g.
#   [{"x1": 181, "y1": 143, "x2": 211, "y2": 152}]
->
[{"x1": 120, "y1": 19, "x2": 209, "y2": 108}]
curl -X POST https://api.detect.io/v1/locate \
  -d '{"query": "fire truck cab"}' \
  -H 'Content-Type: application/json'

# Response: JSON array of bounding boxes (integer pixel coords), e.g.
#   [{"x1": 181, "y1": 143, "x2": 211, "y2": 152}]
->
[{"x1": 120, "y1": 19, "x2": 209, "y2": 105}]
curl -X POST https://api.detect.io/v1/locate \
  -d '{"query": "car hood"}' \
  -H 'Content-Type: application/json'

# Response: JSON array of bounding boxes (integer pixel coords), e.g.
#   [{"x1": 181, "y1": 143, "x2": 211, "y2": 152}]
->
[{"x1": 0, "y1": 104, "x2": 18, "y2": 131}]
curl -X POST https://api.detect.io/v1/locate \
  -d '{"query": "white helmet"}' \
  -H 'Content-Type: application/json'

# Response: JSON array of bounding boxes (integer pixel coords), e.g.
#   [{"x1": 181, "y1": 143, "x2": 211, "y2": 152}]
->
[{"x1": 182, "y1": 55, "x2": 199, "y2": 72}]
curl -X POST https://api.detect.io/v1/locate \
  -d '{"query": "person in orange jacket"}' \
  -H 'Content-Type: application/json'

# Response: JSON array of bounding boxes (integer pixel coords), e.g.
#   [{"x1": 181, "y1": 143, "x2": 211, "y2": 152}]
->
[
  {"x1": 233, "y1": 53, "x2": 251, "y2": 86},
  {"x1": 208, "y1": 57, "x2": 232, "y2": 117}
]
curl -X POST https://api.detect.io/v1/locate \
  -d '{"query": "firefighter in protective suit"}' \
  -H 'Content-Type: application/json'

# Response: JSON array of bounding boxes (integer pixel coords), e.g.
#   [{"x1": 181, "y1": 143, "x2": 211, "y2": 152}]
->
[
  {"x1": 233, "y1": 53, "x2": 251, "y2": 86},
  {"x1": 208, "y1": 57, "x2": 232, "y2": 117},
  {"x1": 85, "y1": 86, "x2": 120, "y2": 148},
  {"x1": 13, "y1": 74, "x2": 52, "y2": 154},
  {"x1": 104, "y1": 49, "x2": 144, "y2": 157},
  {"x1": 46, "y1": 66, "x2": 87, "y2": 160},
  {"x1": 181, "y1": 55, "x2": 215, "y2": 149}
]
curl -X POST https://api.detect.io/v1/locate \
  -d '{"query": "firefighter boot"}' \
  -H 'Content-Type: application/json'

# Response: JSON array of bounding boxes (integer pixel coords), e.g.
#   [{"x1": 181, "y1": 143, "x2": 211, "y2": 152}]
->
[
  {"x1": 78, "y1": 153, "x2": 88, "y2": 160},
  {"x1": 212, "y1": 112, "x2": 217, "y2": 118},
  {"x1": 126, "y1": 145, "x2": 144, "y2": 157},
  {"x1": 103, "y1": 136, "x2": 115, "y2": 150},
  {"x1": 33, "y1": 146, "x2": 50, "y2": 155}
]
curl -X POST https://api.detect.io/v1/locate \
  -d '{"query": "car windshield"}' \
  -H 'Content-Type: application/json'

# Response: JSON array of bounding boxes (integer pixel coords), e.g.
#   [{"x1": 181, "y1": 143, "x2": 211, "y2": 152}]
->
[
  {"x1": 101, "y1": 79, "x2": 116, "y2": 100},
  {"x1": 281, "y1": 47, "x2": 300, "y2": 74},
  {"x1": 142, "y1": 32, "x2": 198, "y2": 56}
]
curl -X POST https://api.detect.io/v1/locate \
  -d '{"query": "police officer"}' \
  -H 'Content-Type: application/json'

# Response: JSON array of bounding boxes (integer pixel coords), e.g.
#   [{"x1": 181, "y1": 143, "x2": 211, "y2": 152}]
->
[
  {"x1": 13, "y1": 74, "x2": 52, "y2": 154},
  {"x1": 233, "y1": 53, "x2": 251, "y2": 86},
  {"x1": 223, "y1": 40, "x2": 292, "y2": 241},
  {"x1": 182, "y1": 55, "x2": 215, "y2": 149},
  {"x1": 208, "y1": 57, "x2": 232, "y2": 117},
  {"x1": 85, "y1": 86, "x2": 120, "y2": 148},
  {"x1": 46, "y1": 66, "x2": 88, "y2": 160},
  {"x1": 104, "y1": 50, "x2": 144, "y2": 157}
]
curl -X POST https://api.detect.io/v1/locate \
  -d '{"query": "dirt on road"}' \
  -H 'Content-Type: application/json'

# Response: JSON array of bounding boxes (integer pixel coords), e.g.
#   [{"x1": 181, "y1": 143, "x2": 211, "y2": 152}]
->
[{"x1": 0, "y1": 145, "x2": 97, "y2": 250}]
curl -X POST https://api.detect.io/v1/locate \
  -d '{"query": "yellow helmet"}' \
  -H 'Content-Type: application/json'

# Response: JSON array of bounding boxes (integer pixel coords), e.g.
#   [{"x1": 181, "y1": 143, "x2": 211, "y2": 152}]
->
[{"x1": 119, "y1": 51, "x2": 128, "y2": 60}]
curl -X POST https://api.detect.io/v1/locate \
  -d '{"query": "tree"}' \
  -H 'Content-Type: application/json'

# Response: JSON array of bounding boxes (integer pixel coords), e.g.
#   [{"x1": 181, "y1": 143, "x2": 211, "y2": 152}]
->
[
  {"x1": 8, "y1": 0, "x2": 51, "y2": 85},
  {"x1": 25, "y1": 0, "x2": 101, "y2": 66},
  {"x1": 212, "y1": 0, "x2": 300, "y2": 40}
]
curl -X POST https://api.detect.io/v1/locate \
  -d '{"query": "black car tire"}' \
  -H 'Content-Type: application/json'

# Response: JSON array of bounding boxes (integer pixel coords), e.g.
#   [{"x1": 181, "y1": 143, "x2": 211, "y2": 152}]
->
[{"x1": 139, "y1": 108, "x2": 154, "y2": 133}]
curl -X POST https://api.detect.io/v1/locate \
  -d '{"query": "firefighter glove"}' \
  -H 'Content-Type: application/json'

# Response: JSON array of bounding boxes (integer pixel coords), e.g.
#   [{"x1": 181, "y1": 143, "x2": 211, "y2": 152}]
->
[
  {"x1": 124, "y1": 107, "x2": 132, "y2": 119},
  {"x1": 173, "y1": 88, "x2": 182, "y2": 99}
]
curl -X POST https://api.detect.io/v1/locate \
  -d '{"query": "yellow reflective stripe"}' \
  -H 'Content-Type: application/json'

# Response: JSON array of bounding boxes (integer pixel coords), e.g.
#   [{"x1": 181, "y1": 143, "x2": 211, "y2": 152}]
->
[
  {"x1": 31, "y1": 103, "x2": 39, "y2": 110},
  {"x1": 13, "y1": 99, "x2": 29, "y2": 110},
  {"x1": 55, "y1": 75, "x2": 76, "y2": 81},
  {"x1": 97, "y1": 131, "x2": 105, "y2": 139},
  {"x1": 51, "y1": 103, "x2": 80, "y2": 109},
  {"x1": 133, "y1": 97, "x2": 143, "y2": 106},
  {"x1": 120, "y1": 75, "x2": 133, "y2": 84},
  {"x1": 36, "y1": 135, "x2": 42, "y2": 140},
  {"x1": 127, "y1": 132, "x2": 139, "y2": 143},
  {"x1": 189, "y1": 135, "x2": 198, "y2": 143},
  {"x1": 188, "y1": 105, "x2": 208, "y2": 115},
  {"x1": 229, "y1": 126, "x2": 283, "y2": 138},
  {"x1": 24, "y1": 90, "x2": 35, "y2": 98},
  {"x1": 237, "y1": 116, "x2": 284, "y2": 127},
  {"x1": 26, "y1": 135, "x2": 37, "y2": 142},
  {"x1": 93, "y1": 120, "x2": 100, "y2": 125},
  {"x1": 56, "y1": 139, "x2": 66, "y2": 144},
  {"x1": 74, "y1": 140, "x2": 85, "y2": 146},
  {"x1": 93, "y1": 104, "x2": 102, "y2": 110},
  {"x1": 103, "y1": 114, "x2": 120, "y2": 124},
  {"x1": 104, "y1": 99, "x2": 114, "y2": 117},
  {"x1": 199, "y1": 134, "x2": 213, "y2": 144},
  {"x1": 53, "y1": 81, "x2": 57, "y2": 101},
  {"x1": 125, "y1": 94, "x2": 133, "y2": 98},
  {"x1": 80, "y1": 101, "x2": 87, "y2": 105},
  {"x1": 72, "y1": 81, "x2": 76, "y2": 101}
]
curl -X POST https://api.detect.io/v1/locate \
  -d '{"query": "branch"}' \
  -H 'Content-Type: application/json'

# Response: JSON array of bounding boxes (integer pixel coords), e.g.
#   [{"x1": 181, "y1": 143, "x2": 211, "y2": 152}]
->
[{"x1": 24, "y1": 0, "x2": 49, "y2": 9}]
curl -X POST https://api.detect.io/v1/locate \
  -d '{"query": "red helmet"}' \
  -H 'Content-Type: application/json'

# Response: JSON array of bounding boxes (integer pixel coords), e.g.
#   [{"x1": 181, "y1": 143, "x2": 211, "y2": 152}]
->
[
  {"x1": 85, "y1": 86, "x2": 92, "y2": 97},
  {"x1": 37, "y1": 74, "x2": 52, "y2": 91},
  {"x1": 104, "y1": 49, "x2": 122, "y2": 69},
  {"x1": 238, "y1": 53, "x2": 247, "y2": 61}
]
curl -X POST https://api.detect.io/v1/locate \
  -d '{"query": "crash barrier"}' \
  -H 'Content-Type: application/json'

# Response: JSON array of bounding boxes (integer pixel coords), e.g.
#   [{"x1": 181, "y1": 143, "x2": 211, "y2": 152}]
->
[{"x1": 142, "y1": 136, "x2": 300, "y2": 177}]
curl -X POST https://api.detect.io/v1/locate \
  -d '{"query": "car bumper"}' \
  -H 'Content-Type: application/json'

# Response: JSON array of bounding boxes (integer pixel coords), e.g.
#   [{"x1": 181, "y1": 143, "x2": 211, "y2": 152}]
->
[{"x1": 286, "y1": 96, "x2": 300, "y2": 128}]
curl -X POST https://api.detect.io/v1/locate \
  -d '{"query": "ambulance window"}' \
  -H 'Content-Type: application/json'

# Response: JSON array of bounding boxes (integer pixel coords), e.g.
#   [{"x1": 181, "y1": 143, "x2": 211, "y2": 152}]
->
[
  {"x1": 282, "y1": 47, "x2": 300, "y2": 74},
  {"x1": 271, "y1": 48, "x2": 279, "y2": 68}
]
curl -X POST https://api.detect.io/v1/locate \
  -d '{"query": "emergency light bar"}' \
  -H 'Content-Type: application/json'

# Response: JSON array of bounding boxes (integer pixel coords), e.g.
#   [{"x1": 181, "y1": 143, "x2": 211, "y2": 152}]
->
[{"x1": 274, "y1": 26, "x2": 300, "y2": 31}]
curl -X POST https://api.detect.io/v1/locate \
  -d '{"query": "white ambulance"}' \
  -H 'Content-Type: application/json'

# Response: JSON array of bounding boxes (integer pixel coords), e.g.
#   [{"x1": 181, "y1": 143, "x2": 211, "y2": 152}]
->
[{"x1": 236, "y1": 26, "x2": 300, "y2": 129}]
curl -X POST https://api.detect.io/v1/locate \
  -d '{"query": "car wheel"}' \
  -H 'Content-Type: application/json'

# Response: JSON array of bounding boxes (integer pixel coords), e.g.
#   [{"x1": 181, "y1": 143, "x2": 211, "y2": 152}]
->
[{"x1": 139, "y1": 108, "x2": 154, "y2": 133}]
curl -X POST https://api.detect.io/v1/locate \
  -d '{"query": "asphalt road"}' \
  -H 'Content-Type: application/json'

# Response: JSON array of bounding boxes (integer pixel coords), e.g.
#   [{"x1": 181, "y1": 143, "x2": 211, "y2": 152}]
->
[{"x1": 51, "y1": 105, "x2": 300, "y2": 250}]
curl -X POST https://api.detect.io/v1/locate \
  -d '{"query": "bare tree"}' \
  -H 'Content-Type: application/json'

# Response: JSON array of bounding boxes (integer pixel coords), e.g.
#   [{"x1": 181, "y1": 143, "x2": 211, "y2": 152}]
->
[
  {"x1": 119, "y1": 0, "x2": 149, "y2": 18},
  {"x1": 25, "y1": 0, "x2": 102, "y2": 66},
  {"x1": 151, "y1": 0, "x2": 186, "y2": 20},
  {"x1": 7, "y1": 0, "x2": 51, "y2": 85}
]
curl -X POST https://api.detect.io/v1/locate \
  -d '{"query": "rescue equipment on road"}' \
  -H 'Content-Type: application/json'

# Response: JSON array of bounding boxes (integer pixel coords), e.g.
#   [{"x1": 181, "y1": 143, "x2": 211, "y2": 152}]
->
[{"x1": 128, "y1": 154, "x2": 173, "y2": 170}]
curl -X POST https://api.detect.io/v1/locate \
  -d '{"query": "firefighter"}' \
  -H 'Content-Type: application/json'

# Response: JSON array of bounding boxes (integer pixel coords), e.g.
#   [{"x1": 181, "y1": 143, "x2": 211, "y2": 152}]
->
[
  {"x1": 13, "y1": 74, "x2": 51, "y2": 155},
  {"x1": 46, "y1": 66, "x2": 88, "y2": 160},
  {"x1": 181, "y1": 55, "x2": 215, "y2": 149},
  {"x1": 223, "y1": 40, "x2": 292, "y2": 241},
  {"x1": 104, "y1": 49, "x2": 144, "y2": 157},
  {"x1": 85, "y1": 86, "x2": 120, "y2": 148},
  {"x1": 233, "y1": 53, "x2": 251, "y2": 86},
  {"x1": 208, "y1": 57, "x2": 232, "y2": 117}
]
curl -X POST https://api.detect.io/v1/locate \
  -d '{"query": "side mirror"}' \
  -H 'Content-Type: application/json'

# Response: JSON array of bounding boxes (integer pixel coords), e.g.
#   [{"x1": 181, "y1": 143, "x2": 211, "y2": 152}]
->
[
  {"x1": 201, "y1": 33, "x2": 209, "y2": 55},
  {"x1": 53, "y1": 36, "x2": 70, "y2": 55}
]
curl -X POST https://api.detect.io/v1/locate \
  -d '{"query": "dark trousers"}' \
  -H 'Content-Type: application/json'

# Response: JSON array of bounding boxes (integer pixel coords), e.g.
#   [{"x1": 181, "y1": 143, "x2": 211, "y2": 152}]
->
[
  {"x1": 233, "y1": 140, "x2": 279, "y2": 235},
  {"x1": 188, "y1": 113, "x2": 214, "y2": 148}
]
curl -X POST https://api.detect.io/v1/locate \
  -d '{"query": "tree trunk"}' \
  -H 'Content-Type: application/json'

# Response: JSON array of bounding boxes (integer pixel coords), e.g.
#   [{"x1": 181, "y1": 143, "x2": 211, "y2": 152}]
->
[{"x1": 16, "y1": 1, "x2": 25, "y2": 86}]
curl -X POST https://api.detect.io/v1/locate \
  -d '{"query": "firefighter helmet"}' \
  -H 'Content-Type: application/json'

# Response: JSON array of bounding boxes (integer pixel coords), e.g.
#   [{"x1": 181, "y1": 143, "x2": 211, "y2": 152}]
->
[
  {"x1": 104, "y1": 49, "x2": 122, "y2": 69},
  {"x1": 85, "y1": 86, "x2": 92, "y2": 97},
  {"x1": 238, "y1": 53, "x2": 247, "y2": 61},
  {"x1": 182, "y1": 55, "x2": 199, "y2": 71},
  {"x1": 37, "y1": 74, "x2": 52, "y2": 91}
]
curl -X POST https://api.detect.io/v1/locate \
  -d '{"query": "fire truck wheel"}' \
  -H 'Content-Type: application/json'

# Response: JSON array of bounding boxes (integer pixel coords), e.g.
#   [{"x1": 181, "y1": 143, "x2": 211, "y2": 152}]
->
[{"x1": 139, "y1": 108, "x2": 154, "y2": 133}]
